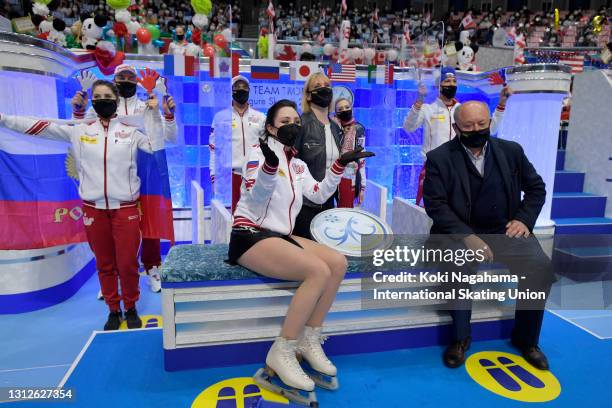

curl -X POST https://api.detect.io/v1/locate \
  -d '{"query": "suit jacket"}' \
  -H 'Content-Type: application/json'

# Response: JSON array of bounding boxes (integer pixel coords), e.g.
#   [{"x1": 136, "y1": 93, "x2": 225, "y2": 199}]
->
[{"x1": 423, "y1": 137, "x2": 546, "y2": 235}]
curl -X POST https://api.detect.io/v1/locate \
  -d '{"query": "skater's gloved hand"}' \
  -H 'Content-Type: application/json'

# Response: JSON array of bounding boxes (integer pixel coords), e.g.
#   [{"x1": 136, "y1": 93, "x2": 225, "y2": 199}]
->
[
  {"x1": 259, "y1": 140, "x2": 279, "y2": 168},
  {"x1": 338, "y1": 146, "x2": 375, "y2": 166}
]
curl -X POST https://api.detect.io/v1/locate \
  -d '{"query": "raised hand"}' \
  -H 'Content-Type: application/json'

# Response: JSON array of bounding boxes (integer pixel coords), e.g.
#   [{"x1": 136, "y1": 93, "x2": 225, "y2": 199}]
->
[
  {"x1": 338, "y1": 146, "x2": 375, "y2": 166},
  {"x1": 77, "y1": 70, "x2": 97, "y2": 91},
  {"x1": 137, "y1": 68, "x2": 160, "y2": 94},
  {"x1": 259, "y1": 140, "x2": 279, "y2": 168},
  {"x1": 71, "y1": 91, "x2": 88, "y2": 111}
]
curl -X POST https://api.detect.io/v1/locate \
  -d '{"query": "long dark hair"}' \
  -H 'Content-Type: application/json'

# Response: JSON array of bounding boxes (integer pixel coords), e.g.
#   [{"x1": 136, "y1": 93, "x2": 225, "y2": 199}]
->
[
  {"x1": 261, "y1": 99, "x2": 299, "y2": 140},
  {"x1": 91, "y1": 79, "x2": 119, "y2": 99}
]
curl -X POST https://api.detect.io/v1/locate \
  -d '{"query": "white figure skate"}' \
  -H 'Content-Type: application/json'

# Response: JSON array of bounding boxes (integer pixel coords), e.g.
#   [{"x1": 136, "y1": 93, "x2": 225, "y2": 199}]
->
[
  {"x1": 253, "y1": 337, "x2": 318, "y2": 407},
  {"x1": 297, "y1": 326, "x2": 339, "y2": 390}
]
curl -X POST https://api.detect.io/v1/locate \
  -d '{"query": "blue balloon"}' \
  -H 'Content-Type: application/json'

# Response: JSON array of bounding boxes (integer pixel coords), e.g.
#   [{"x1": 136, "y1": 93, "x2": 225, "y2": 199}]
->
[{"x1": 153, "y1": 39, "x2": 164, "y2": 47}]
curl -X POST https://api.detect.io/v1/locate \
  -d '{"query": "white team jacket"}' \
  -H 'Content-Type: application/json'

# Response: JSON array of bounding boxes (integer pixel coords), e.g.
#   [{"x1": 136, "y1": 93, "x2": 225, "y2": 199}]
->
[
  {"x1": 403, "y1": 98, "x2": 505, "y2": 158},
  {"x1": 74, "y1": 94, "x2": 177, "y2": 143},
  {"x1": 0, "y1": 110, "x2": 163, "y2": 210},
  {"x1": 233, "y1": 137, "x2": 345, "y2": 236},
  {"x1": 209, "y1": 105, "x2": 266, "y2": 176}
]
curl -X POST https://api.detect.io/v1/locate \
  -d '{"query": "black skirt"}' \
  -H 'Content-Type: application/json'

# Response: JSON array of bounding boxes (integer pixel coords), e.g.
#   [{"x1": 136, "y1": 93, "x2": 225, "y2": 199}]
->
[{"x1": 227, "y1": 227, "x2": 304, "y2": 265}]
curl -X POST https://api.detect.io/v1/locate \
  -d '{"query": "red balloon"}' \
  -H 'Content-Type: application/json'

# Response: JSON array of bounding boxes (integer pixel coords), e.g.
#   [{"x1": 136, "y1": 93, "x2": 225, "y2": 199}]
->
[
  {"x1": 213, "y1": 34, "x2": 227, "y2": 49},
  {"x1": 136, "y1": 28, "x2": 151, "y2": 44},
  {"x1": 203, "y1": 44, "x2": 215, "y2": 57}
]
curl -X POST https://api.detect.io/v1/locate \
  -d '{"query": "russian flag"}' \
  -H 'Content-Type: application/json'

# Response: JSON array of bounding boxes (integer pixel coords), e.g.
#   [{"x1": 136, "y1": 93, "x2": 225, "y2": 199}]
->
[
  {"x1": 163, "y1": 54, "x2": 198, "y2": 77},
  {"x1": 137, "y1": 149, "x2": 175, "y2": 244},
  {"x1": 0, "y1": 130, "x2": 86, "y2": 250},
  {"x1": 250, "y1": 59, "x2": 280, "y2": 80}
]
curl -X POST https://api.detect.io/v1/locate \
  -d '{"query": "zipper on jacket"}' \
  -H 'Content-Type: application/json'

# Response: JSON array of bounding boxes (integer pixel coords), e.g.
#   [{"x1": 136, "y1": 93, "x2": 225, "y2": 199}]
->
[
  {"x1": 102, "y1": 122, "x2": 109, "y2": 209},
  {"x1": 286, "y1": 151, "x2": 296, "y2": 233}
]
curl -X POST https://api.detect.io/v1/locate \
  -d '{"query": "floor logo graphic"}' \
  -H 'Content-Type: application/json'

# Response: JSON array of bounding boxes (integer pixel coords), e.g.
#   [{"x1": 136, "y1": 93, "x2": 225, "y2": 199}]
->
[
  {"x1": 466, "y1": 351, "x2": 561, "y2": 402},
  {"x1": 118, "y1": 315, "x2": 163, "y2": 330},
  {"x1": 192, "y1": 377, "x2": 288, "y2": 407}
]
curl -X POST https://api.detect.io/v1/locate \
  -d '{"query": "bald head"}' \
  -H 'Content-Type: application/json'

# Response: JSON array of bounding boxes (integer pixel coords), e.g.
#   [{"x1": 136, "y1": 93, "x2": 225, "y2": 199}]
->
[{"x1": 453, "y1": 101, "x2": 491, "y2": 132}]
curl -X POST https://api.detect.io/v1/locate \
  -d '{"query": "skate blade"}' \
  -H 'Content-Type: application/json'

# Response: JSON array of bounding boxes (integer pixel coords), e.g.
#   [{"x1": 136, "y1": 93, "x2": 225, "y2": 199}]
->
[
  {"x1": 253, "y1": 368, "x2": 318, "y2": 407},
  {"x1": 300, "y1": 362, "x2": 339, "y2": 391}
]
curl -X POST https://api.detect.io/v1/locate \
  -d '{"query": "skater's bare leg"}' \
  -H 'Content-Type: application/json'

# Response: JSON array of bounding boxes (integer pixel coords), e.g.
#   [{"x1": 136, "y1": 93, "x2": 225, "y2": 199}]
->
[
  {"x1": 238, "y1": 238, "x2": 331, "y2": 340},
  {"x1": 292, "y1": 236, "x2": 347, "y2": 327}
]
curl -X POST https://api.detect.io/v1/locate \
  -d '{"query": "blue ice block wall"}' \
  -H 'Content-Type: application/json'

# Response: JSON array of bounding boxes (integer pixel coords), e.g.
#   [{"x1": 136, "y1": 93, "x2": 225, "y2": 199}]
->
[{"x1": 59, "y1": 67, "x2": 497, "y2": 208}]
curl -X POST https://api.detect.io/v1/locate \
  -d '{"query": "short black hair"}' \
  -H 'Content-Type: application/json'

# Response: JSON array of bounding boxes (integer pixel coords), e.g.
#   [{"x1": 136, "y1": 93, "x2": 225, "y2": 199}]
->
[{"x1": 300, "y1": 52, "x2": 316, "y2": 61}]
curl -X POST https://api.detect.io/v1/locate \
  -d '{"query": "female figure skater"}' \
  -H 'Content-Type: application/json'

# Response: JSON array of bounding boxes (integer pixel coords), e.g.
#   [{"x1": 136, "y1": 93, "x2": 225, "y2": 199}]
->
[
  {"x1": 332, "y1": 97, "x2": 367, "y2": 208},
  {"x1": 229, "y1": 100, "x2": 373, "y2": 405},
  {"x1": 0, "y1": 80, "x2": 163, "y2": 331}
]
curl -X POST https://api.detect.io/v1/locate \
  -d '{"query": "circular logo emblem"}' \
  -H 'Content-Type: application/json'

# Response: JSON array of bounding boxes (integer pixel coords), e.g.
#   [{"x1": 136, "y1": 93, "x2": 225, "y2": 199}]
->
[
  {"x1": 466, "y1": 351, "x2": 561, "y2": 402},
  {"x1": 202, "y1": 84, "x2": 211, "y2": 93},
  {"x1": 332, "y1": 85, "x2": 354, "y2": 105},
  {"x1": 310, "y1": 208, "x2": 393, "y2": 257},
  {"x1": 191, "y1": 377, "x2": 288, "y2": 407},
  {"x1": 118, "y1": 315, "x2": 163, "y2": 330}
]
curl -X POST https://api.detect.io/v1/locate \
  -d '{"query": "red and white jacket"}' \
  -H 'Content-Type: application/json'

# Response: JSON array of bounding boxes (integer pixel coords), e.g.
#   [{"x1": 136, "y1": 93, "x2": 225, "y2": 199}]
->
[
  {"x1": 233, "y1": 137, "x2": 345, "y2": 236},
  {"x1": 0, "y1": 110, "x2": 163, "y2": 210},
  {"x1": 403, "y1": 98, "x2": 505, "y2": 158},
  {"x1": 209, "y1": 105, "x2": 266, "y2": 177},
  {"x1": 73, "y1": 94, "x2": 177, "y2": 143}
]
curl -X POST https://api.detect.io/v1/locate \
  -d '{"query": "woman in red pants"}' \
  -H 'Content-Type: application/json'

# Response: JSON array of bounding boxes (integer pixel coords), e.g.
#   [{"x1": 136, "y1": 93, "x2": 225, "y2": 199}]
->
[{"x1": 0, "y1": 80, "x2": 163, "y2": 330}]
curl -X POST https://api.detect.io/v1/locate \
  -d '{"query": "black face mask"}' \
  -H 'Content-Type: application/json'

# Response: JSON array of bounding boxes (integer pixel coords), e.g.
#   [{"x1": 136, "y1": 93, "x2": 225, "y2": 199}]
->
[
  {"x1": 440, "y1": 85, "x2": 457, "y2": 99},
  {"x1": 232, "y1": 89, "x2": 249, "y2": 105},
  {"x1": 275, "y1": 123, "x2": 301, "y2": 147},
  {"x1": 116, "y1": 81, "x2": 137, "y2": 98},
  {"x1": 310, "y1": 87, "x2": 333, "y2": 108},
  {"x1": 176, "y1": 34, "x2": 185, "y2": 41},
  {"x1": 458, "y1": 127, "x2": 490, "y2": 149},
  {"x1": 92, "y1": 99, "x2": 117, "y2": 119},
  {"x1": 336, "y1": 109, "x2": 353, "y2": 122}
]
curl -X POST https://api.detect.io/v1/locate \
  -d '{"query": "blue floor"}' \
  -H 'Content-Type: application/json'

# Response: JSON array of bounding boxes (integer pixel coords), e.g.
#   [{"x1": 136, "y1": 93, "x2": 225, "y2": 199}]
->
[{"x1": 3, "y1": 312, "x2": 612, "y2": 407}]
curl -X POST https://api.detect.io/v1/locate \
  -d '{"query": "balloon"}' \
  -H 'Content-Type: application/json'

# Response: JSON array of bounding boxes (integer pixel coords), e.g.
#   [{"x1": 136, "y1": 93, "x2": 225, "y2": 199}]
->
[
  {"x1": 191, "y1": 0, "x2": 212, "y2": 16},
  {"x1": 387, "y1": 49, "x2": 398, "y2": 61},
  {"x1": 36, "y1": 0, "x2": 53, "y2": 5},
  {"x1": 351, "y1": 47, "x2": 364, "y2": 61},
  {"x1": 323, "y1": 43, "x2": 335, "y2": 56},
  {"x1": 214, "y1": 33, "x2": 227, "y2": 49},
  {"x1": 203, "y1": 44, "x2": 214, "y2": 57},
  {"x1": 127, "y1": 21, "x2": 140, "y2": 35},
  {"x1": 115, "y1": 9, "x2": 131, "y2": 24},
  {"x1": 136, "y1": 27, "x2": 151, "y2": 44},
  {"x1": 221, "y1": 28, "x2": 231, "y2": 42},
  {"x1": 364, "y1": 48, "x2": 376, "y2": 62},
  {"x1": 192, "y1": 13, "x2": 208, "y2": 29},
  {"x1": 301, "y1": 43, "x2": 313, "y2": 54},
  {"x1": 152, "y1": 39, "x2": 164, "y2": 47},
  {"x1": 146, "y1": 24, "x2": 160, "y2": 40},
  {"x1": 107, "y1": 0, "x2": 130, "y2": 10}
]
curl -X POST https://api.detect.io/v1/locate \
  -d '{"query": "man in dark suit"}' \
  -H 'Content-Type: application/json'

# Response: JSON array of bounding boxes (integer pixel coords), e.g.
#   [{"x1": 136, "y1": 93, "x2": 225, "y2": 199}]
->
[{"x1": 423, "y1": 101, "x2": 553, "y2": 370}]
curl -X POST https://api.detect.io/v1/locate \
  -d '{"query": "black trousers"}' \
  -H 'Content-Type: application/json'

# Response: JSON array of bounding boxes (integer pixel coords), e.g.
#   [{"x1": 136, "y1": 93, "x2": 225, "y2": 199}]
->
[
  {"x1": 292, "y1": 196, "x2": 335, "y2": 239},
  {"x1": 439, "y1": 234, "x2": 554, "y2": 347}
]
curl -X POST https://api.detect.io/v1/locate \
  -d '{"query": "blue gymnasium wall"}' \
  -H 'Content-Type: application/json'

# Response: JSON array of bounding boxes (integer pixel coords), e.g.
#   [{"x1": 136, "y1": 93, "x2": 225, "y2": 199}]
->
[{"x1": 57, "y1": 67, "x2": 498, "y2": 208}]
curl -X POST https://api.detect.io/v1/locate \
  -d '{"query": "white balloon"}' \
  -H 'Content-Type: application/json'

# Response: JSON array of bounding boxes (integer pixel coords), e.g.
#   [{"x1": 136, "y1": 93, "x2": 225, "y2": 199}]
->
[
  {"x1": 127, "y1": 21, "x2": 141, "y2": 35},
  {"x1": 364, "y1": 47, "x2": 376, "y2": 62},
  {"x1": 115, "y1": 9, "x2": 131, "y2": 24},
  {"x1": 301, "y1": 43, "x2": 313, "y2": 53},
  {"x1": 350, "y1": 47, "x2": 364, "y2": 60},
  {"x1": 323, "y1": 43, "x2": 335, "y2": 56},
  {"x1": 387, "y1": 48, "x2": 398, "y2": 61},
  {"x1": 221, "y1": 28, "x2": 232, "y2": 42},
  {"x1": 192, "y1": 14, "x2": 209, "y2": 30}
]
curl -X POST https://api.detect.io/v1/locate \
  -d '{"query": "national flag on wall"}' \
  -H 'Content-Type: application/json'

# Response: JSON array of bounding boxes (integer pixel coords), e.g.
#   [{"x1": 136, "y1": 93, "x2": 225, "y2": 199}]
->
[
  {"x1": 163, "y1": 54, "x2": 198, "y2": 76},
  {"x1": 341, "y1": 0, "x2": 347, "y2": 16},
  {"x1": 250, "y1": 59, "x2": 280, "y2": 80},
  {"x1": 327, "y1": 63, "x2": 356, "y2": 82},
  {"x1": 209, "y1": 56, "x2": 232, "y2": 78},
  {"x1": 461, "y1": 13, "x2": 476, "y2": 30},
  {"x1": 290, "y1": 61, "x2": 321, "y2": 81},
  {"x1": 367, "y1": 64, "x2": 394, "y2": 84},
  {"x1": 266, "y1": 0, "x2": 275, "y2": 18},
  {"x1": 559, "y1": 54, "x2": 585, "y2": 73}
]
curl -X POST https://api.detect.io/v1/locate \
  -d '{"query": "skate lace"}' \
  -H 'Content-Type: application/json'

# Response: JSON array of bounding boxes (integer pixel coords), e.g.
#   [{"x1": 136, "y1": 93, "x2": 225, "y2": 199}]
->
[
  {"x1": 306, "y1": 333, "x2": 331, "y2": 362},
  {"x1": 283, "y1": 345, "x2": 310, "y2": 379}
]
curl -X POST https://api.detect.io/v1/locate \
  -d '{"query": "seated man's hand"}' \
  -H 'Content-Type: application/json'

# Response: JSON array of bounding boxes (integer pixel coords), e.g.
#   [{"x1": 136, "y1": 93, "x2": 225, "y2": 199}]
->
[
  {"x1": 506, "y1": 219, "x2": 530, "y2": 238},
  {"x1": 463, "y1": 234, "x2": 494, "y2": 262}
]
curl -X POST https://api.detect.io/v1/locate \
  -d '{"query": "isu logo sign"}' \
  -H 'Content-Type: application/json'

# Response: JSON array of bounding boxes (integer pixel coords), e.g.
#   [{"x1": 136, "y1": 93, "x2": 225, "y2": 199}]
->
[
  {"x1": 192, "y1": 378, "x2": 287, "y2": 408},
  {"x1": 466, "y1": 351, "x2": 561, "y2": 402}
]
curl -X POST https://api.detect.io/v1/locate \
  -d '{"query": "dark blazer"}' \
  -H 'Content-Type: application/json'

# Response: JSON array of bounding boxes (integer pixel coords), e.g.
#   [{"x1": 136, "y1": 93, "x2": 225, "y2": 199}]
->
[
  {"x1": 423, "y1": 137, "x2": 546, "y2": 235},
  {"x1": 295, "y1": 111, "x2": 343, "y2": 207}
]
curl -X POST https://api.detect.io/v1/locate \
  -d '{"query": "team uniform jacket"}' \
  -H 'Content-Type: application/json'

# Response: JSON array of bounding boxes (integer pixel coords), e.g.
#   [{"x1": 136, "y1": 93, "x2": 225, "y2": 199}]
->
[
  {"x1": 403, "y1": 98, "x2": 505, "y2": 158},
  {"x1": 0, "y1": 110, "x2": 163, "y2": 210},
  {"x1": 74, "y1": 94, "x2": 177, "y2": 143},
  {"x1": 209, "y1": 105, "x2": 265, "y2": 177},
  {"x1": 233, "y1": 137, "x2": 346, "y2": 236}
]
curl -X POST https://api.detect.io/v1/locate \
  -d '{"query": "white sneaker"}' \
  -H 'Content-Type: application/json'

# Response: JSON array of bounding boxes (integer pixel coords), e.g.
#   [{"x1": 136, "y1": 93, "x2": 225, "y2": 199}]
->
[
  {"x1": 266, "y1": 337, "x2": 315, "y2": 391},
  {"x1": 297, "y1": 326, "x2": 337, "y2": 376},
  {"x1": 96, "y1": 289, "x2": 103, "y2": 300},
  {"x1": 146, "y1": 266, "x2": 162, "y2": 293}
]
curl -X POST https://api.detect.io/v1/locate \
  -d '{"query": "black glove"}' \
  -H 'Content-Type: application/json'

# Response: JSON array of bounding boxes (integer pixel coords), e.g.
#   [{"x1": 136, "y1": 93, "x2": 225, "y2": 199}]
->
[
  {"x1": 259, "y1": 140, "x2": 279, "y2": 168},
  {"x1": 338, "y1": 146, "x2": 375, "y2": 166}
]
